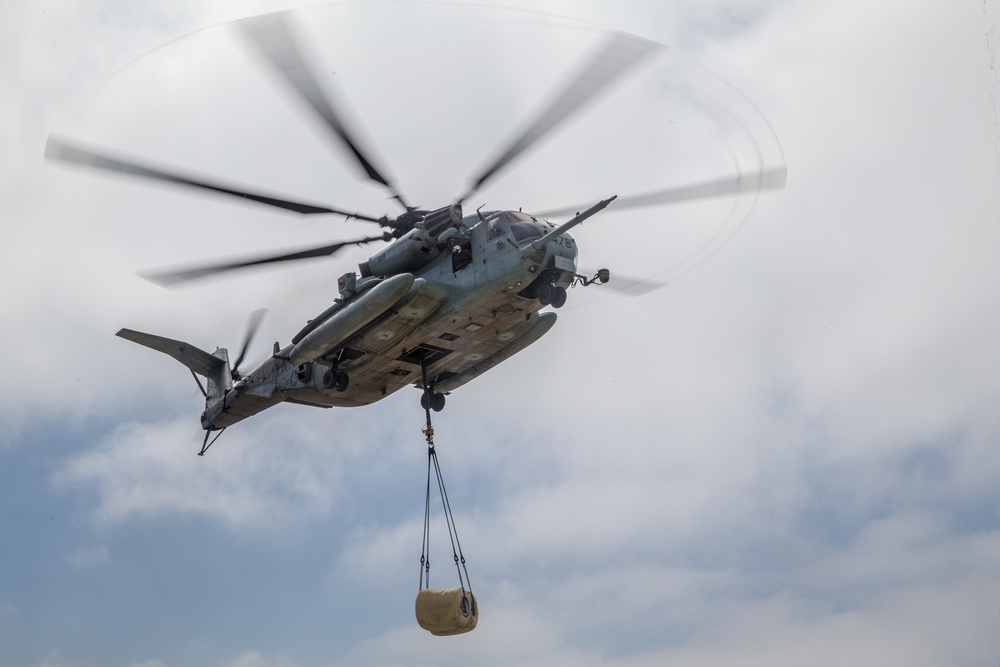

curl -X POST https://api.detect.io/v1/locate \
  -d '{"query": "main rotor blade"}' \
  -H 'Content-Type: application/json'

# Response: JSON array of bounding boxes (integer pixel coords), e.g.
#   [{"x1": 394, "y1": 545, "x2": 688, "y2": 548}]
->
[
  {"x1": 232, "y1": 308, "x2": 267, "y2": 375},
  {"x1": 241, "y1": 14, "x2": 411, "y2": 210},
  {"x1": 602, "y1": 274, "x2": 666, "y2": 297},
  {"x1": 532, "y1": 166, "x2": 788, "y2": 218},
  {"x1": 458, "y1": 31, "x2": 659, "y2": 204},
  {"x1": 143, "y1": 233, "x2": 387, "y2": 287},
  {"x1": 45, "y1": 136, "x2": 386, "y2": 223}
]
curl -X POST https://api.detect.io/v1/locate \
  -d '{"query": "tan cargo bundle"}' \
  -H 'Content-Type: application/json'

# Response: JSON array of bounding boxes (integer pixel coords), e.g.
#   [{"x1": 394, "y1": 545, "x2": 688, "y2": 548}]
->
[{"x1": 415, "y1": 587, "x2": 478, "y2": 636}]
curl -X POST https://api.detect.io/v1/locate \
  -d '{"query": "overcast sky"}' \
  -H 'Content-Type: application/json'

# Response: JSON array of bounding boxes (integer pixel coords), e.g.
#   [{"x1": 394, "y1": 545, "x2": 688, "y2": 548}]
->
[{"x1": 2, "y1": 1, "x2": 1000, "y2": 666}]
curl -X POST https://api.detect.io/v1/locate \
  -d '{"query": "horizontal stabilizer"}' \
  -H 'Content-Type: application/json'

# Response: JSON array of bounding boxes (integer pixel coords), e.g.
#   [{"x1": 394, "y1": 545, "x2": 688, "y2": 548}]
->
[{"x1": 117, "y1": 328, "x2": 223, "y2": 377}]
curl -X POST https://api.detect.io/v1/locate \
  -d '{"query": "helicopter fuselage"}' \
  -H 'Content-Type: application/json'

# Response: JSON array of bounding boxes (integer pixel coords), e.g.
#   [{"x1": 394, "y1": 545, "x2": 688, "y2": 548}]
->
[{"x1": 199, "y1": 211, "x2": 579, "y2": 429}]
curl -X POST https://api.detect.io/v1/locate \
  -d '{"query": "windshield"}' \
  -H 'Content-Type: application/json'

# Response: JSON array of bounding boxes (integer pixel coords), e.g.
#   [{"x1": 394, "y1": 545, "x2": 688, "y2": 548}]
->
[
  {"x1": 487, "y1": 216, "x2": 508, "y2": 240},
  {"x1": 502, "y1": 211, "x2": 546, "y2": 242}
]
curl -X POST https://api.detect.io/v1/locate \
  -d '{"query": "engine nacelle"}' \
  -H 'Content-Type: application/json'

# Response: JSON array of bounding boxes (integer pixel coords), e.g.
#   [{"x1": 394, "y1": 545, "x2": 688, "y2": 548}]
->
[
  {"x1": 360, "y1": 228, "x2": 438, "y2": 277},
  {"x1": 416, "y1": 203, "x2": 463, "y2": 241},
  {"x1": 360, "y1": 204, "x2": 463, "y2": 277}
]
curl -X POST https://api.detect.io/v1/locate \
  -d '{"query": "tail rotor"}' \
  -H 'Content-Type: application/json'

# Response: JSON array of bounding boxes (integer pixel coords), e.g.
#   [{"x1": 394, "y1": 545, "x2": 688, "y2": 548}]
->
[{"x1": 231, "y1": 309, "x2": 267, "y2": 380}]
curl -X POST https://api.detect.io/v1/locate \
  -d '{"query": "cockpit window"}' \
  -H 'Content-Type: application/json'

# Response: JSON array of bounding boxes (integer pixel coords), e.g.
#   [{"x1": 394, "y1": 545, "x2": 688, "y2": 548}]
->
[
  {"x1": 509, "y1": 221, "x2": 544, "y2": 242},
  {"x1": 485, "y1": 211, "x2": 545, "y2": 242},
  {"x1": 503, "y1": 211, "x2": 533, "y2": 223},
  {"x1": 502, "y1": 211, "x2": 545, "y2": 242},
  {"x1": 487, "y1": 216, "x2": 509, "y2": 240}
]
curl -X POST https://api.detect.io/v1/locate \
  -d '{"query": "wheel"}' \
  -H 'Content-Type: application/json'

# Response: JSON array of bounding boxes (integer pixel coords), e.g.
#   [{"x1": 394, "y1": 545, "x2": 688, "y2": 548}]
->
[
  {"x1": 323, "y1": 369, "x2": 350, "y2": 392},
  {"x1": 551, "y1": 286, "x2": 567, "y2": 308},
  {"x1": 421, "y1": 391, "x2": 446, "y2": 412},
  {"x1": 537, "y1": 282, "x2": 554, "y2": 306},
  {"x1": 334, "y1": 370, "x2": 349, "y2": 392}
]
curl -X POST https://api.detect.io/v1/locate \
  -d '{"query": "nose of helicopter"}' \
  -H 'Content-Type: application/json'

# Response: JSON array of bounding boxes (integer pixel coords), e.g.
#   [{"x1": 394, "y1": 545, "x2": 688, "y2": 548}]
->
[{"x1": 547, "y1": 231, "x2": 578, "y2": 273}]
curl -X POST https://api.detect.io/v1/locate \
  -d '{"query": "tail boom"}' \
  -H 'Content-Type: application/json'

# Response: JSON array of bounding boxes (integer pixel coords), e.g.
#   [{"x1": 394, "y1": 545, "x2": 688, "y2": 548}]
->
[{"x1": 117, "y1": 327, "x2": 277, "y2": 431}]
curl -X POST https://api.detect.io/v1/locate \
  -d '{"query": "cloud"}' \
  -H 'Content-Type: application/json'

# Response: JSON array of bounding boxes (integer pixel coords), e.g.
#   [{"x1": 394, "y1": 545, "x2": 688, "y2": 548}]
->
[
  {"x1": 65, "y1": 545, "x2": 110, "y2": 569},
  {"x1": 48, "y1": 388, "x2": 425, "y2": 531},
  {"x1": 50, "y1": 415, "x2": 345, "y2": 528},
  {"x1": 224, "y1": 650, "x2": 297, "y2": 667},
  {"x1": 5, "y1": 2, "x2": 1000, "y2": 666}
]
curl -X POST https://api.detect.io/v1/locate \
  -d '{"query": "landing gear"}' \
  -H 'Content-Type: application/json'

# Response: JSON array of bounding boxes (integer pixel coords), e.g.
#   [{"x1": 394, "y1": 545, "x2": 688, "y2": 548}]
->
[
  {"x1": 418, "y1": 353, "x2": 446, "y2": 412},
  {"x1": 198, "y1": 427, "x2": 225, "y2": 456},
  {"x1": 536, "y1": 283, "x2": 567, "y2": 308},
  {"x1": 323, "y1": 368, "x2": 349, "y2": 392}
]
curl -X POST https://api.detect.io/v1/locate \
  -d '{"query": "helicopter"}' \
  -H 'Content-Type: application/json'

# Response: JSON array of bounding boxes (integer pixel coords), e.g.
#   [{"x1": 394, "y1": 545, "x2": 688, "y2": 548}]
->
[{"x1": 45, "y1": 14, "x2": 786, "y2": 455}]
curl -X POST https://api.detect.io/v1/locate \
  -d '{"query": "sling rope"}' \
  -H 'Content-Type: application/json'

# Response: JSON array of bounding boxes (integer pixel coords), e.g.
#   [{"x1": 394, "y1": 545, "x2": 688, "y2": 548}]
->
[{"x1": 418, "y1": 359, "x2": 472, "y2": 593}]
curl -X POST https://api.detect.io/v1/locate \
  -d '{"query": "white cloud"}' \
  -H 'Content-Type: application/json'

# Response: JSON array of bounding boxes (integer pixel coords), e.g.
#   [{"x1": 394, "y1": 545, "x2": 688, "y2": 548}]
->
[
  {"x1": 51, "y1": 415, "x2": 340, "y2": 528},
  {"x1": 65, "y1": 545, "x2": 110, "y2": 569},
  {"x1": 224, "y1": 650, "x2": 297, "y2": 667},
  {"x1": 31, "y1": 651, "x2": 73, "y2": 667}
]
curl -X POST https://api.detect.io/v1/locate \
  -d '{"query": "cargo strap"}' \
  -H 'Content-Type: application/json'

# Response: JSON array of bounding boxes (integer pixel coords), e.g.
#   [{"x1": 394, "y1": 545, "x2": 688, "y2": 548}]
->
[{"x1": 419, "y1": 359, "x2": 472, "y2": 594}]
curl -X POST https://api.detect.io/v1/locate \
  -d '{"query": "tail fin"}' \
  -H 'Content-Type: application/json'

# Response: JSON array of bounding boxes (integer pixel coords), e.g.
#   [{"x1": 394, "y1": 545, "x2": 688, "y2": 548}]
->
[
  {"x1": 204, "y1": 348, "x2": 232, "y2": 402},
  {"x1": 116, "y1": 328, "x2": 232, "y2": 400}
]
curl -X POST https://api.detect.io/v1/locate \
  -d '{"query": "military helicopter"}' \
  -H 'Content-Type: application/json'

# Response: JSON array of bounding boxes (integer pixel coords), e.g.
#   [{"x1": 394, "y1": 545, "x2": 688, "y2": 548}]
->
[{"x1": 46, "y1": 15, "x2": 785, "y2": 455}]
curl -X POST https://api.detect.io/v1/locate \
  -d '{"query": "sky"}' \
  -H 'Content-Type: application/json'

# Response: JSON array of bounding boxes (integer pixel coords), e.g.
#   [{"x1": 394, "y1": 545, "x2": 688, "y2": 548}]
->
[{"x1": 2, "y1": 1, "x2": 999, "y2": 665}]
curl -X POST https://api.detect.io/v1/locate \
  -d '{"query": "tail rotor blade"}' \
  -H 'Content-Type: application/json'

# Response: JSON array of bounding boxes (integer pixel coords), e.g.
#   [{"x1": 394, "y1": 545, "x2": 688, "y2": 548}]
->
[{"x1": 232, "y1": 308, "x2": 267, "y2": 376}]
